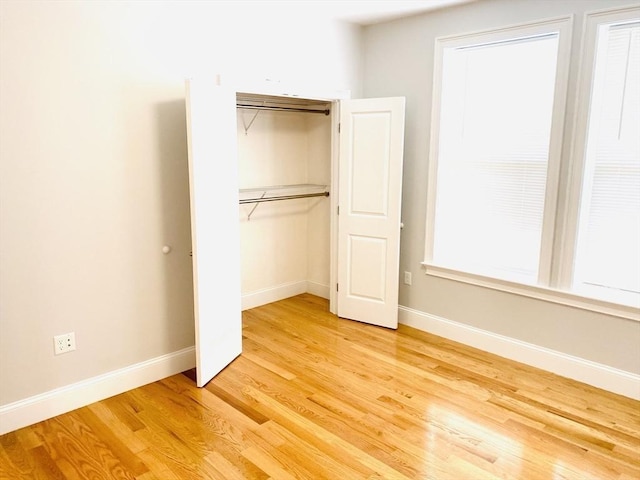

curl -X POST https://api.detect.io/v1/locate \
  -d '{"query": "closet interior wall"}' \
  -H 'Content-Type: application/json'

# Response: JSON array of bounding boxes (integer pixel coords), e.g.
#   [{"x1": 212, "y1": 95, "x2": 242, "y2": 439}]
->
[{"x1": 236, "y1": 96, "x2": 332, "y2": 309}]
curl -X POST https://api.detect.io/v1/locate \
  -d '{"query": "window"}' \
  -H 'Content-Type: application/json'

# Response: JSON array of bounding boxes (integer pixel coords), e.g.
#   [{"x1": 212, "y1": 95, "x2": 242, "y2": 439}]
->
[
  {"x1": 425, "y1": 19, "x2": 571, "y2": 285},
  {"x1": 424, "y1": 10, "x2": 640, "y2": 316},
  {"x1": 430, "y1": 28, "x2": 564, "y2": 285},
  {"x1": 571, "y1": 11, "x2": 640, "y2": 307}
]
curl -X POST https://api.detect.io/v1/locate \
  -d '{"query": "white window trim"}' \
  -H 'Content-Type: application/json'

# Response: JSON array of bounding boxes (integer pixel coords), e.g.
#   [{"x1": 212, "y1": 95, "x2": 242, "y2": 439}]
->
[
  {"x1": 424, "y1": 20, "x2": 573, "y2": 284},
  {"x1": 423, "y1": 9, "x2": 640, "y2": 322},
  {"x1": 560, "y1": 5, "x2": 640, "y2": 292},
  {"x1": 422, "y1": 262, "x2": 640, "y2": 321},
  {"x1": 425, "y1": 18, "x2": 573, "y2": 273}
]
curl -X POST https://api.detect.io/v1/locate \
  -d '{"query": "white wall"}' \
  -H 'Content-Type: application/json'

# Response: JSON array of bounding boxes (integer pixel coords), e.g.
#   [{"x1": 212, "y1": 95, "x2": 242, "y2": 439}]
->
[
  {"x1": 363, "y1": 0, "x2": 640, "y2": 377},
  {"x1": 0, "y1": 0, "x2": 361, "y2": 413},
  {"x1": 306, "y1": 114, "x2": 333, "y2": 292}
]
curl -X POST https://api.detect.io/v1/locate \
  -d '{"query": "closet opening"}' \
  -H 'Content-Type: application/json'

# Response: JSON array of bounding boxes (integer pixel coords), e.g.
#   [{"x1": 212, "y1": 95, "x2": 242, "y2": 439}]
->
[{"x1": 235, "y1": 92, "x2": 336, "y2": 312}]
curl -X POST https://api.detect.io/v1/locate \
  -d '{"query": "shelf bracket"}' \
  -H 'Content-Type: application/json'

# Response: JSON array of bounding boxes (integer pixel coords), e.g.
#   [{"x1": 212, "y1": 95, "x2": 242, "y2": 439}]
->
[
  {"x1": 247, "y1": 191, "x2": 267, "y2": 220},
  {"x1": 241, "y1": 102, "x2": 263, "y2": 135}
]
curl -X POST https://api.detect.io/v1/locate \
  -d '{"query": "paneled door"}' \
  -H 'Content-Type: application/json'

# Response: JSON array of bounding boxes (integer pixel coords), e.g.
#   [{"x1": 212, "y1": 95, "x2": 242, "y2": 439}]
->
[
  {"x1": 337, "y1": 97, "x2": 406, "y2": 329},
  {"x1": 185, "y1": 78, "x2": 242, "y2": 387}
]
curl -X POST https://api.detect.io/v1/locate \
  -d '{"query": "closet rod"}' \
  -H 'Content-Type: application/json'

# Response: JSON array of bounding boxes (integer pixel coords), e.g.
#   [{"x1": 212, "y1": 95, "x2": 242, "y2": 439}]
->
[
  {"x1": 239, "y1": 191, "x2": 329, "y2": 205},
  {"x1": 237, "y1": 104, "x2": 330, "y2": 115}
]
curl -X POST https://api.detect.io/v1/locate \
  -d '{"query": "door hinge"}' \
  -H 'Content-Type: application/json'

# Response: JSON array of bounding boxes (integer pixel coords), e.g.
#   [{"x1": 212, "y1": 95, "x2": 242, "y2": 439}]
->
[
  {"x1": 338, "y1": 123, "x2": 341, "y2": 133},
  {"x1": 337, "y1": 205, "x2": 340, "y2": 215},
  {"x1": 336, "y1": 283, "x2": 339, "y2": 292}
]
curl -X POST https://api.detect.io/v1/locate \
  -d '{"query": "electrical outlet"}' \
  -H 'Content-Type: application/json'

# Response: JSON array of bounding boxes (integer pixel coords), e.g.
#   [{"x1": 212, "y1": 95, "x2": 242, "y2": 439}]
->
[
  {"x1": 404, "y1": 271, "x2": 412, "y2": 285},
  {"x1": 54, "y1": 332, "x2": 76, "y2": 355}
]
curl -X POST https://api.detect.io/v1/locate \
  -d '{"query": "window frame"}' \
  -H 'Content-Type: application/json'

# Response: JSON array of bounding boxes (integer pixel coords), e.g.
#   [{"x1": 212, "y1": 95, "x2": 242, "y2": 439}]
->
[
  {"x1": 422, "y1": 12, "x2": 640, "y2": 321},
  {"x1": 560, "y1": 5, "x2": 640, "y2": 304}
]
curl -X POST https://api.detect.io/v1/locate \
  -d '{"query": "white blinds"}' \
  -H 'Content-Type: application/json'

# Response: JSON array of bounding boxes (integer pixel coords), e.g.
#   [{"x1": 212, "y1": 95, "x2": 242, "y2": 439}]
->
[
  {"x1": 573, "y1": 22, "x2": 640, "y2": 305},
  {"x1": 432, "y1": 34, "x2": 559, "y2": 284}
]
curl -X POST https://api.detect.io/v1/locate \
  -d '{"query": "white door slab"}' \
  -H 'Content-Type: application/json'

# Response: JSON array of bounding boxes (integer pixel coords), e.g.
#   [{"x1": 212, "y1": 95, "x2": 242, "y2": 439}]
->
[
  {"x1": 185, "y1": 78, "x2": 242, "y2": 387},
  {"x1": 337, "y1": 97, "x2": 406, "y2": 329}
]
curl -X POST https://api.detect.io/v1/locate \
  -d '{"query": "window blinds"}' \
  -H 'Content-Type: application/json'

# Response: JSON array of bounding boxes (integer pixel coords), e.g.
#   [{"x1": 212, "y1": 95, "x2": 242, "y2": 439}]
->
[{"x1": 432, "y1": 34, "x2": 559, "y2": 284}]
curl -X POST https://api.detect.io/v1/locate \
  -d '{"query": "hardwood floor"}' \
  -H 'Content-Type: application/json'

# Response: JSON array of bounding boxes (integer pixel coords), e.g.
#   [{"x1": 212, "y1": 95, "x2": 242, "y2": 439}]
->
[{"x1": 1, "y1": 294, "x2": 639, "y2": 479}]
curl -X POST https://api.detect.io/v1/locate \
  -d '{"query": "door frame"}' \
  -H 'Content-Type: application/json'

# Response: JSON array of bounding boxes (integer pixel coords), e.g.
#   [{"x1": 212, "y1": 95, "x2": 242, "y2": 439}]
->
[{"x1": 329, "y1": 99, "x2": 341, "y2": 316}]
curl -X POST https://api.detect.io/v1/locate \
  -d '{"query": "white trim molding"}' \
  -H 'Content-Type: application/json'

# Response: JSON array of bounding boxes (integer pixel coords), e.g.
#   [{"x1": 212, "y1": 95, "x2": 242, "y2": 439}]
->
[
  {"x1": 242, "y1": 281, "x2": 308, "y2": 311},
  {"x1": 422, "y1": 263, "x2": 640, "y2": 321},
  {"x1": 306, "y1": 281, "x2": 331, "y2": 301},
  {"x1": 399, "y1": 305, "x2": 640, "y2": 401},
  {"x1": 0, "y1": 347, "x2": 195, "y2": 435}
]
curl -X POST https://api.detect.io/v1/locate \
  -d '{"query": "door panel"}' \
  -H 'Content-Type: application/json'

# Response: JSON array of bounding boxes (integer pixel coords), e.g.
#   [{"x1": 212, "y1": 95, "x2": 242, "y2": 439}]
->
[
  {"x1": 350, "y1": 113, "x2": 391, "y2": 215},
  {"x1": 338, "y1": 97, "x2": 405, "y2": 329},
  {"x1": 185, "y1": 78, "x2": 242, "y2": 387},
  {"x1": 348, "y1": 235, "x2": 387, "y2": 301}
]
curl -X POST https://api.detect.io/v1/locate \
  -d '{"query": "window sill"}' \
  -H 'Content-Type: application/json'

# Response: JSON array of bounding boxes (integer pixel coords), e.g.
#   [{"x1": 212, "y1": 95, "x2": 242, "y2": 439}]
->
[{"x1": 421, "y1": 263, "x2": 640, "y2": 322}]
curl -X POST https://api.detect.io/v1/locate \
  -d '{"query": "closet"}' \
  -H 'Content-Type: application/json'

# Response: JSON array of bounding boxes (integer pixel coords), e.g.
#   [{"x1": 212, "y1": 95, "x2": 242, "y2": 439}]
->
[
  {"x1": 185, "y1": 78, "x2": 405, "y2": 387},
  {"x1": 236, "y1": 93, "x2": 333, "y2": 311}
]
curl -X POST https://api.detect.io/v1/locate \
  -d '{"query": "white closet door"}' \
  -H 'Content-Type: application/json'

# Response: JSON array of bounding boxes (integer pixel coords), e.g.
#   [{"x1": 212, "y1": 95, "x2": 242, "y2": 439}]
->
[
  {"x1": 185, "y1": 78, "x2": 242, "y2": 387},
  {"x1": 337, "y1": 97, "x2": 405, "y2": 329}
]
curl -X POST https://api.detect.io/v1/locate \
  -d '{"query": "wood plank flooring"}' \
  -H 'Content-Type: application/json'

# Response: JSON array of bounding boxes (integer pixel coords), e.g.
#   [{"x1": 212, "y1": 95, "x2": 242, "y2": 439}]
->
[{"x1": 1, "y1": 294, "x2": 639, "y2": 479}]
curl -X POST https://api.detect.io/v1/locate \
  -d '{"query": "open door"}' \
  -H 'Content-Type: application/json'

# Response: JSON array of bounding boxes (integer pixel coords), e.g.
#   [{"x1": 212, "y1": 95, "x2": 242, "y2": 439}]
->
[
  {"x1": 185, "y1": 78, "x2": 242, "y2": 387},
  {"x1": 337, "y1": 97, "x2": 405, "y2": 329}
]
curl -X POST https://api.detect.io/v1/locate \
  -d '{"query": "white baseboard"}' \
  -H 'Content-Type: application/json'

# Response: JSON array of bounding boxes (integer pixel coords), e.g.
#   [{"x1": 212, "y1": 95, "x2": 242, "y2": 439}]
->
[
  {"x1": 9, "y1": 302, "x2": 631, "y2": 436},
  {"x1": 242, "y1": 281, "x2": 307, "y2": 311},
  {"x1": 306, "y1": 281, "x2": 330, "y2": 300},
  {"x1": 0, "y1": 347, "x2": 195, "y2": 435},
  {"x1": 241, "y1": 281, "x2": 329, "y2": 311},
  {"x1": 399, "y1": 306, "x2": 640, "y2": 401}
]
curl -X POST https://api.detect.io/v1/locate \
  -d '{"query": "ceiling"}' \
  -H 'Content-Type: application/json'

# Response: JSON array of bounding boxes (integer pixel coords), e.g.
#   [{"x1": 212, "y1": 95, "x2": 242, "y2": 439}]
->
[{"x1": 315, "y1": 0, "x2": 476, "y2": 25}]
